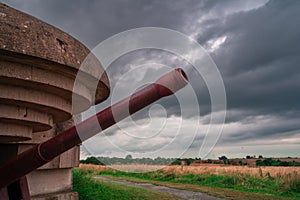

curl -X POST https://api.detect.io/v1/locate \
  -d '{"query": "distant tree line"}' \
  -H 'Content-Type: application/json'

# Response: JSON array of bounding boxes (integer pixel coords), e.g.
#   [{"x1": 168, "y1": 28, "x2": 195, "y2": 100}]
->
[
  {"x1": 80, "y1": 156, "x2": 104, "y2": 165},
  {"x1": 80, "y1": 155, "x2": 201, "y2": 165},
  {"x1": 256, "y1": 158, "x2": 300, "y2": 166},
  {"x1": 80, "y1": 155, "x2": 300, "y2": 166},
  {"x1": 216, "y1": 155, "x2": 300, "y2": 166},
  {"x1": 170, "y1": 158, "x2": 201, "y2": 165}
]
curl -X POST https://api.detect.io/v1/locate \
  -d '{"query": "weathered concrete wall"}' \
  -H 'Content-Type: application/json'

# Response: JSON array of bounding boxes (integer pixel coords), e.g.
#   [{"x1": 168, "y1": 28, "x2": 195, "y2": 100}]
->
[
  {"x1": 18, "y1": 118, "x2": 80, "y2": 199},
  {"x1": 28, "y1": 168, "x2": 73, "y2": 196},
  {"x1": 0, "y1": 2, "x2": 109, "y2": 199}
]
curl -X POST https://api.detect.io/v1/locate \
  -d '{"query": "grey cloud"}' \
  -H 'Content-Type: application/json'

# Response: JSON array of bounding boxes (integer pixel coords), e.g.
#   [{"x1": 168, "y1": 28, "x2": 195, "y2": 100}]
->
[{"x1": 221, "y1": 115, "x2": 300, "y2": 143}]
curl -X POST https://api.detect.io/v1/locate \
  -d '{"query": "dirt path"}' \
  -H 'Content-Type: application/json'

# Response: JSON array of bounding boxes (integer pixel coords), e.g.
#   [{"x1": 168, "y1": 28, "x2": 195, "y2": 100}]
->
[{"x1": 94, "y1": 176, "x2": 223, "y2": 200}]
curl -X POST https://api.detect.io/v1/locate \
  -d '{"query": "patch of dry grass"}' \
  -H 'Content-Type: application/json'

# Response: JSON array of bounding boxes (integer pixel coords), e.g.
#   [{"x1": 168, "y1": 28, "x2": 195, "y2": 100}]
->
[
  {"x1": 80, "y1": 164, "x2": 300, "y2": 178},
  {"x1": 161, "y1": 165, "x2": 300, "y2": 177},
  {"x1": 79, "y1": 164, "x2": 108, "y2": 173}
]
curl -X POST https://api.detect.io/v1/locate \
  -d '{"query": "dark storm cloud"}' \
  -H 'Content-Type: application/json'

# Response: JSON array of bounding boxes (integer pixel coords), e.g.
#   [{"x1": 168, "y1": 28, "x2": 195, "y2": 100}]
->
[
  {"x1": 228, "y1": 118, "x2": 300, "y2": 142},
  {"x1": 207, "y1": 0, "x2": 300, "y2": 115}
]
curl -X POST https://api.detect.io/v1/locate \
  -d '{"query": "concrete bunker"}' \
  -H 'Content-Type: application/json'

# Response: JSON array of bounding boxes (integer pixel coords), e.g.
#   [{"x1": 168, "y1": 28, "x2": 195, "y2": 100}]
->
[{"x1": 0, "y1": 3, "x2": 109, "y2": 199}]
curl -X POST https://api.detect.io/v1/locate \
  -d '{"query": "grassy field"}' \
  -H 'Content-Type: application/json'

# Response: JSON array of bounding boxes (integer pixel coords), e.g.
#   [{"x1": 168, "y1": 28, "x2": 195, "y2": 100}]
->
[
  {"x1": 73, "y1": 169, "x2": 183, "y2": 200},
  {"x1": 78, "y1": 164, "x2": 300, "y2": 200}
]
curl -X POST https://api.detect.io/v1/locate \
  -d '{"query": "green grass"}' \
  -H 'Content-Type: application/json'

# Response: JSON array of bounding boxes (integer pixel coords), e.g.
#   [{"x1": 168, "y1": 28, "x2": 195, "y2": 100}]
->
[
  {"x1": 95, "y1": 168, "x2": 300, "y2": 199},
  {"x1": 73, "y1": 169, "x2": 183, "y2": 200}
]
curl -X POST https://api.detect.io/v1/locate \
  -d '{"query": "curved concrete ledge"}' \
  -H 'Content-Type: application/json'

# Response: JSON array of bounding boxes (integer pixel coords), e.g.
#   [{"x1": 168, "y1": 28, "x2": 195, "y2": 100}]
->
[
  {"x1": 0, "y1": 122, "x2": 32, "y2": 142},
  {"x1": 0, "y1": 104, "x2": 53, "y2": 132},
  {"x1": 0, "y1": 84, "x2": 72, "y2": 122}
]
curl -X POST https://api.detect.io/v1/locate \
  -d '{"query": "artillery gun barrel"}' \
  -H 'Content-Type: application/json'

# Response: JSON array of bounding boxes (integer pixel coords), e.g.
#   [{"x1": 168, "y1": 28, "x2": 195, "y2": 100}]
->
[{"x1": 0, "y1": 68, "x2": 189, "y2": 188}]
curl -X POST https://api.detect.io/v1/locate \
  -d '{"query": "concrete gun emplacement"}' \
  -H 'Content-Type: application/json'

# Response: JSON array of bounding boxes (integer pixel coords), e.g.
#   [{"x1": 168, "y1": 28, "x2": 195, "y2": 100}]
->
[
  {"x1": 0, "y1": 68, "x2": 189, "y2": 188},
  {"x1": 0, "y1": 3, "x2": 189, "y2": 199}
]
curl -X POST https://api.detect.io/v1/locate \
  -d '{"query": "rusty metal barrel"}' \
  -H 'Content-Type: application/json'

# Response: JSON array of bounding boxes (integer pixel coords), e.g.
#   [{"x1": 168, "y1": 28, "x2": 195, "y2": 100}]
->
[{"x1": 0, "y1": 68, "x2": 189, "y2": 188}]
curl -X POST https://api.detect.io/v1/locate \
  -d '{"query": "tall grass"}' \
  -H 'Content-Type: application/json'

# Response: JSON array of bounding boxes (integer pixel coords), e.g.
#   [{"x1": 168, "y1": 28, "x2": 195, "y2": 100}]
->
[
  {"x1": 79, "y1": 164, "x2": 300, "y2": 177},
  {"x1": 162, "y1": 165, "x2": 300, "y2": 177}
]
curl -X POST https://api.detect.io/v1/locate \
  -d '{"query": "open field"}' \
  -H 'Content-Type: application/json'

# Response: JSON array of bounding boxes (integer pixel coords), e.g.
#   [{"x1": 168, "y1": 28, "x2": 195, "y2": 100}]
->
[
  {"x1": 79, "y1": 163, "x2": 162, "y2": 173},
  {"x1": 79, "y1": 163, "x2": 300, "y2": 177},
  {"x1": 78, "y1": 164, "x2": 300, "y2": 199}
]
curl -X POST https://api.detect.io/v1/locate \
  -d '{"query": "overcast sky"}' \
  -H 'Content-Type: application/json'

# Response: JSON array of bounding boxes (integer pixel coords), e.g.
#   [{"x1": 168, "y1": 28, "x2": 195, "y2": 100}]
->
[{"x1": 4, "y1": 0, "x2": 300, "y2": 159}]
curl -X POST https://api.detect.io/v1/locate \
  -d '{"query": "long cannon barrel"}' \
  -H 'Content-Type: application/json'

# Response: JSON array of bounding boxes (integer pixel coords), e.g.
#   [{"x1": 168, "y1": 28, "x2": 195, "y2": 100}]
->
[{"x1": 0, "y1": 68, "x2": 188, "y2": 188}]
